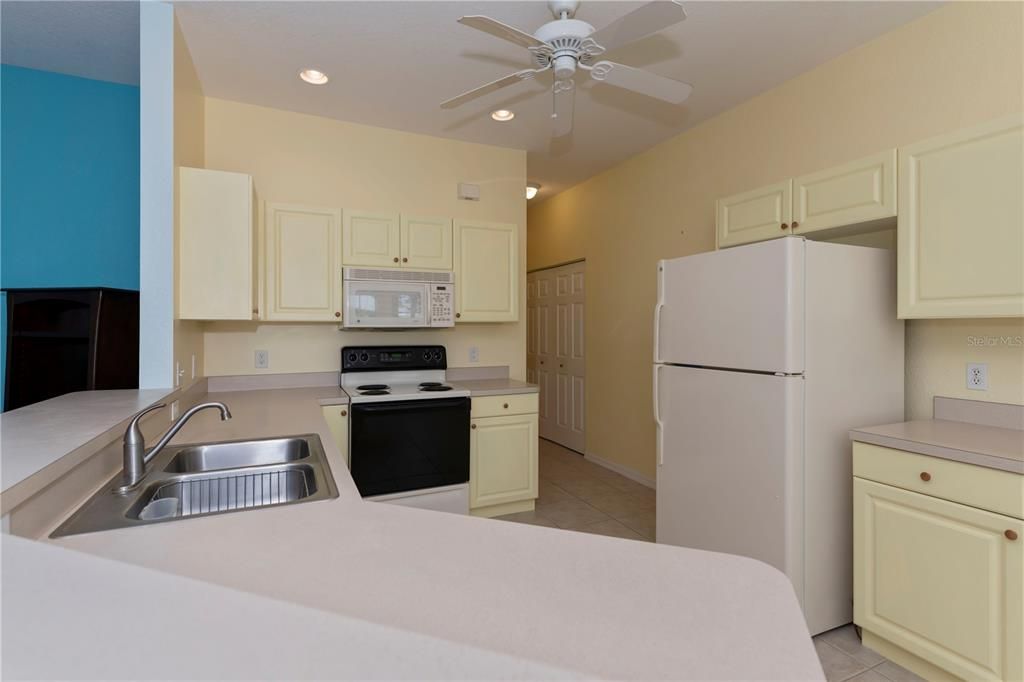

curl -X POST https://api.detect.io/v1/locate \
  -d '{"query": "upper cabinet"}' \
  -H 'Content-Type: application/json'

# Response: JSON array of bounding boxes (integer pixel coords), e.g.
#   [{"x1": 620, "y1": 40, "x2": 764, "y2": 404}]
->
[
  {"x1": 793, "y1": 149, "x2": 897, "y2": 234},
  {"x1": 716, "y1": 149, "x2": 897, "y2": 249},
  {"x1": 898, "y1": 115, "x2": 1024, "y2": 318},
  {"x1": 401, "y1": 215, "x2": 453, "y2": 270},
  {"x1": 264, "y1": 203, "x2": 343, "y2": 322},
  {"x1": 454, "y1": 220, "x2": 519, "y2": 322},
  {"x1": 342, "y1": 210, "x2": 401, "y2": 267},
  {"x1": 716, "y1": 180, "x2": 792, "y2": 248},
  {"x1": 178, "y1": 167, "x2": 257, "y2": 320}
]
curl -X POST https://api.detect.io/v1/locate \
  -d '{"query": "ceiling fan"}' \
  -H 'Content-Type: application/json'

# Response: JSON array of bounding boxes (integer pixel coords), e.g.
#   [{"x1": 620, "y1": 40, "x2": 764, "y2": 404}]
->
[{"x1": 440, "y1": 0, "x2": 692, "y2": 137}]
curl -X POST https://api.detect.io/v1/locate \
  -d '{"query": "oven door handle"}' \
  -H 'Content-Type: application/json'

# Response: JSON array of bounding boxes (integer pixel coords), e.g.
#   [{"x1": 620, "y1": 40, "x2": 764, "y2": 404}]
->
[{"x1": 351, "y1": 398, "x2": 470, "y2": 414}]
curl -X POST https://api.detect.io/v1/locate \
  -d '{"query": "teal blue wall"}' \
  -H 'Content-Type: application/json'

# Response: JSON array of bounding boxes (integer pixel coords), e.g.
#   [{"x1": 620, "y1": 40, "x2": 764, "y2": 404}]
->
[{"x1": 0, "y1": 65, "x2": 140, "y2": 391}]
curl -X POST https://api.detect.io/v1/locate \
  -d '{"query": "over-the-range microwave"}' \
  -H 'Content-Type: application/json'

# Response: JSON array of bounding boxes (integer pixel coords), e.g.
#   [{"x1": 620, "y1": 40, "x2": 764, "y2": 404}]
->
[{"x1": 342, "y1": 267, "x2": 455, "y2": 328}]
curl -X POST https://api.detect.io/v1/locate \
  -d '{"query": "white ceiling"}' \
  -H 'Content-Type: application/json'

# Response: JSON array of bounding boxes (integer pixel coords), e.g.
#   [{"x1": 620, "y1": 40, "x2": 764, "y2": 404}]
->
[
  {"x1": 1, "y1": 1, "x2": 139, "y2": 85},
  {"x1": 2, "y1": 1, "x2": 941, "y2": 200}
]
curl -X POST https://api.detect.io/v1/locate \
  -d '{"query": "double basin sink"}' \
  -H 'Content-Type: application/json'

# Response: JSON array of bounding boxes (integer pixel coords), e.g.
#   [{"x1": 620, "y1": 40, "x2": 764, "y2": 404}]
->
[{"x1": 51, "y1": 435, "x2": 339, "y2": 538}]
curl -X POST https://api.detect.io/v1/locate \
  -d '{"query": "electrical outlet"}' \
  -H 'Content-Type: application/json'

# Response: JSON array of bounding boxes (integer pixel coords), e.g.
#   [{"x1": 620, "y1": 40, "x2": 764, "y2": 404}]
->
[
  {"x1": 966, "y1": 363, "x2": 988, "y2": 391},
  {"x1": 255, "y1": 350, "x2": 269, "y2": 369},
  {"x1": 170, "y1": 400, "x2": 180, "y2": 420},
  {"x1": 468, "y1": 346, "x2": 480, "y2": 363},
  {"x1": 191, "y1": 354, "x2": 197, "y2": 379},
  {"x1": 175, "y1": 361, "x2": 183, "y2": 387}
]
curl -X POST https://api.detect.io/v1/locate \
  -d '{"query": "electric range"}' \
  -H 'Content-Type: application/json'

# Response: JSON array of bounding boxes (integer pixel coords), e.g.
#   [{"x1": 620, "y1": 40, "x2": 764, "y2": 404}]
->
[{"x1": 339, "y1": 345, "x2": 470, "y2": 514}]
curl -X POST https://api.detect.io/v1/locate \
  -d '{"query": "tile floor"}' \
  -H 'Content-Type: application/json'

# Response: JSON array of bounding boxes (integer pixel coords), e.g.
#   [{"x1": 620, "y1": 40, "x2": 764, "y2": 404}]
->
[{"x1": 497, "y1": 439, "x2": 926, "y2": 682}]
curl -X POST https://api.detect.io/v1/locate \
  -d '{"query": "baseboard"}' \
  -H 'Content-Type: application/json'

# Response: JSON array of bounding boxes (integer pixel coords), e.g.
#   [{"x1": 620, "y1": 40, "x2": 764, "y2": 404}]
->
[{"x1": 584, "y1": 452, "x2": 656, "y2": 489}]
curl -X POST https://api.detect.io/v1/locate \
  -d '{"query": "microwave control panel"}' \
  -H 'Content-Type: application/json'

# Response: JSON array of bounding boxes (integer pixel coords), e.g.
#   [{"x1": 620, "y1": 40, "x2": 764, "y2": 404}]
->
[{"x1": 430, "y1": 284, "x2": 455, "y2": 327}]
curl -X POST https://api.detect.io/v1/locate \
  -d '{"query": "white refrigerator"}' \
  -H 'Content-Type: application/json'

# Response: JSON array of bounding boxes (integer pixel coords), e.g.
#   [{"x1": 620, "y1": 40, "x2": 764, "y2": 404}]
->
[{"x1": 653, "y1": 237, "x2": 904, "y2": 635}]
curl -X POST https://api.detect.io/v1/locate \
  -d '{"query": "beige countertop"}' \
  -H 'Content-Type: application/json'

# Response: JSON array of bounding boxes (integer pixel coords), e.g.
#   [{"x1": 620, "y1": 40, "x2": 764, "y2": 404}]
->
[
  {"x1": 850, "y1": 419, "x2": 1024, "y2": 474},
  {"x1": 9, "y1": 384, "x2": 821, "y2": 680},
  {"x1": 451, "y1": 377, "x2": 539, "y2": 396}
]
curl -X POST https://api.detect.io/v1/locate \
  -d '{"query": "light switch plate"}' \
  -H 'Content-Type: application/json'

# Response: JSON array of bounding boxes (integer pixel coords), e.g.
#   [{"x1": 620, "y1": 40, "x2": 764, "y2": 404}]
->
[
  {"x1": 255, "y1": 350, "x2": 269, "y2": 369},
  {"x1": 966, "y1": 363, "x2": 988, "y2": 390},
  {"x1": 468, "y1": 346, "x2": 480, "y2": 363}
]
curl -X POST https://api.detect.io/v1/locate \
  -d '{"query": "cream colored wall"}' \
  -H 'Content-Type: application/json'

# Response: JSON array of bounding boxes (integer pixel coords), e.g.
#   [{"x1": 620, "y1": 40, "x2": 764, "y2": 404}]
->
[
  {"x1": 172, "y1": 15, "x2": 205, "y2": 389},
  {"x1": 527, "y1": 2, "x2": 1024, "y2": 479},
  {"x1": 200, "y1": 98, "x2": 527, "y2": 378}
]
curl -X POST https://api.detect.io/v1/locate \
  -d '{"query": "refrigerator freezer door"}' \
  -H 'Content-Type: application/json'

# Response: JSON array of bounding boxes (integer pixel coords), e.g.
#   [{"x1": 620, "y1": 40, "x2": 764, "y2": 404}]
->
[
  {"x1": 655, "y1": 364, "x2": 805, "y2": 604},
  {"x1": 655, "y1": 237, "x2": 804, "y2": 373}
]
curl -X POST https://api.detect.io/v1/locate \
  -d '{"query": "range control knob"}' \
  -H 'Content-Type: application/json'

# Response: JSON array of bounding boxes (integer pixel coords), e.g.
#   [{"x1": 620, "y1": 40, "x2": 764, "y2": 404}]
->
[
  {"x1": 423, "y1": 351, "x2": 431, "y2": 361},
  {"x1": 360, "y1": 352, "x2": 369, "y2": 362},
  {"x1": 433, "y1": 350, "x2": 443, "y2": 361},
  {"x1": 347, "y1": 352, "x2": 357, "y2": 364}
]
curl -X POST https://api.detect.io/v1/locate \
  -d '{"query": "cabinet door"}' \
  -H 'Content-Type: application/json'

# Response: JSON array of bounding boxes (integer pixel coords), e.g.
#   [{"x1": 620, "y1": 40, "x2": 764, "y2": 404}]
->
[
  {"x1": 898, "y1": 115, "x2": 1024, "y2": 318},
  {"x1": 400, "y1": 216, "x2": 452, "y2": 270},
  {"x1": 793, "y1": 149, "x2": 896, "y2": 235},
  {"x1": 265, "y1": 203, "x2": 342, "y2": 321},
  {"x1": 716, "y1": 180, "x2": 792, "y2": 248},
  {"x1": 321, "y1": 405, "x2": 349, "y2": 467},
  {"x1": 470, "y1": 413, "x2": 538, "y2": 509},
  {"x1": 854, "y1": 478, "x2": 1023, "y2": 682},
  {"x1": 342, "y1": 210, "x2": 401, "y2": 267},
  {"x1": 454, "y1": 220, "x2": 518, "y2": 322},
  {"x1": 179, "y1": 167, "x2": 255, "y2": 320}
]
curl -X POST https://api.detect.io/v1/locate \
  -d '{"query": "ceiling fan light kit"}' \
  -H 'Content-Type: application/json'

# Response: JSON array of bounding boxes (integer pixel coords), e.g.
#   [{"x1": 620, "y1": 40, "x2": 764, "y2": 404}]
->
[{"x1": 440, "y1": 1, "x2": 692, "y2": 137}]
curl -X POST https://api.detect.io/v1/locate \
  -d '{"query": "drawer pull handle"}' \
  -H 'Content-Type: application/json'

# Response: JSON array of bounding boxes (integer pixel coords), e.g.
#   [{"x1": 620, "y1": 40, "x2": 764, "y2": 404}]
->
[
  {"x1": 503, "y1": 403, "x2": 509, "y2": 409},
  {"x1": 1006, "y1": 530, "x2": 1019, "y2": 541},
  {"x1": 340, "y1": 410, "x2": 347, "y2": 417},
  {"x1": 919, "y1": 472, "x2": 931, "y2": 482}
]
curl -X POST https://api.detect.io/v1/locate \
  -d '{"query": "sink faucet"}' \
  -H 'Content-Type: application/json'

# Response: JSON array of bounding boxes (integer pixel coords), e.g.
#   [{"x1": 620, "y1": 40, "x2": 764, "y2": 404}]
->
[{"x1": 115, "y1": 401, "x2": 232, "y2": 493}]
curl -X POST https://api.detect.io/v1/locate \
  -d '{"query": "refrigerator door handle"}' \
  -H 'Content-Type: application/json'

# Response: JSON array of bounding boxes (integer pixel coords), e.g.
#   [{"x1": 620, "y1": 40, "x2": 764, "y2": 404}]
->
[
  {"x1": 654, "y1": 262, "x2": 665, "y2": 363},
  {"x1": 653, "y1": 365, "x2": 664, "y2": 466}
]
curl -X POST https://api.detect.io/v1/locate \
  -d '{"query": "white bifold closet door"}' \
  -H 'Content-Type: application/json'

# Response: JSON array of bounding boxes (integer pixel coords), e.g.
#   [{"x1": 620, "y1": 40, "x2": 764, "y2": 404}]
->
[{"x1": 527, "y1": 261, "x2": 585, "y2": 453}]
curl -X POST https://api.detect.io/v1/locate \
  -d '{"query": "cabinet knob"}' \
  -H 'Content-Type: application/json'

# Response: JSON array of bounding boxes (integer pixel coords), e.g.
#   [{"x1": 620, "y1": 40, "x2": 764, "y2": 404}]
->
[
  {"x1": 340, "y1": 409, "x2": 347, "y2": 417},
  {"x1": 334, "y1": 311, "x2": 341, "y2": 318},
  {"x1": 393, "y1": 257, "x2": 399, "y2": 263},
  {"x1": 471, "y1": 424, "x2": 477, "y2": 430},
  {"x1": 539, "y1": 360, "x2": 544, "y2": 365},
  {"x1": 559, "y1": 363, "x2": 564, "y2": 368},
  {"x1": 781, "y1": 223, "x2": 789, "y2": 230},
  {"x1": 252, "y1": 308, "x2": 259, "y2": 315},
  {"x1": 1006, "y1": 530, "x2": 1019, "y2": 541},
  {"x1": 503, "y1": 403, "x2": 509, "y2": 409},
  {"x1": 919, "y1": 471, "x2": 931, "y2": 482},
  {"x1": 792, "y1": 221, "x2": 800, "y2": 229},
  {"x1": 455, "y1": 313, "x2": 461, "y2": 319},
  {"x1": 402, "y1": 257, "x2": 408, "y2": 263}
]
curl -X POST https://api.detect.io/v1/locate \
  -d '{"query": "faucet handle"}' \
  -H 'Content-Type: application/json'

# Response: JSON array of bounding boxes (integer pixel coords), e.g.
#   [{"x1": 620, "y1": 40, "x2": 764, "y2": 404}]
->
[{"x1": 125, "y1": 403, "x2": 166, "y2": 438}]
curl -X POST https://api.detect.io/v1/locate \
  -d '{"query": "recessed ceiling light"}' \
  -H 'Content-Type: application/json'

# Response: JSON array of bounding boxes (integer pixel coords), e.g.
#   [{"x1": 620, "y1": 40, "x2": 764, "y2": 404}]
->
[
  {"x1": 491, "y1": 109, "x2": 515, "y2": 122},
  {"x1": 526, "y1": 183, "x2": 541, "y2": 200},
  {"x1": 299, "y1": 69, "x2": 329, "y2": 85}
]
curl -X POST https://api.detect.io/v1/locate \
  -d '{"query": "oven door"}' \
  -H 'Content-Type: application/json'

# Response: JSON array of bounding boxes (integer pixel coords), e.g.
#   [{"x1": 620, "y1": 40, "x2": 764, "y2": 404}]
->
[
  {"x1": 343, "y1": 280, "x2": 430, "y2": 328},
  {"x1": 349, "y1": 398, "x2": 470, "y2": 497}
]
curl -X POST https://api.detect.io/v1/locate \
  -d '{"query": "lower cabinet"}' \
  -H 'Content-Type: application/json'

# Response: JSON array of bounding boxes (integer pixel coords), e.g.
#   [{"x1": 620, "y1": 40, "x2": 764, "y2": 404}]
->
[
  {"x1": 853, "y1": 445, "x2": 1023, "y2": 682},
  {"x1": 469, "y1": 396, "x2": 539, "y2": 518},
  {"x1": 320, "y1": 405, "x2": 350, "y2": 467}
]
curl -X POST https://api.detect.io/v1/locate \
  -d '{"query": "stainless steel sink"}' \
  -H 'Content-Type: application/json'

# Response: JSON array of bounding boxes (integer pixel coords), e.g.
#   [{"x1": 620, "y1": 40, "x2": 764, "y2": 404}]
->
[
  {"x1": 51, "y1": 435, "x2": 338, "y2": 538},
  {"x1": 164, "y1": 437, "x2": 310, "y2": 473}
]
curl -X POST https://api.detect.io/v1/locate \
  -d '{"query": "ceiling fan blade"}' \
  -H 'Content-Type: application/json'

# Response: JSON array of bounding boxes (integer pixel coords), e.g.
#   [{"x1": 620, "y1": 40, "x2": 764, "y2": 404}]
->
[
  {"x1": 588, "y1": 61, "x2": 692, "y2": 104},
  {"x1": 552, "y1": 80, "x2": 575, "y2": 137},
  {"x1": 589, "y1": 1, "x2": 687, "y2": 54},
  {"x1": 440, "y1": 69, "x2": 539, "y2": 110},
  {"x1": 458, "y1": 15, "x2": 547, "y2": 50}
]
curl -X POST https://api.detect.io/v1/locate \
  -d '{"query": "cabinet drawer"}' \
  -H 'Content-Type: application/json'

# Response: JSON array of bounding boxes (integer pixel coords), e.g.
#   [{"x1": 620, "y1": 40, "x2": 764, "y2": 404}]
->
[
  {"x1": 471, "y1": 393, "x2": 538, "y2": 418},
  {"x1": 853, "y1": 442, "x2": 1024, "y2": 519}
]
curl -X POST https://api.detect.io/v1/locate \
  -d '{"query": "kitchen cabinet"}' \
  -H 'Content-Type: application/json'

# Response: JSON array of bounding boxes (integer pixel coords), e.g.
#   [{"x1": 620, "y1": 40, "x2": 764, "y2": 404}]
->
[
  {"x1": 454, "y1": 220, "x2": 519, "y2": 322},
  {"x1": 400, "y1": 216, "x2": 452, "y2": 270},
  {"x1": 853, "y1": 443, "x2": 1023, "y2": 682},
  {"x1": 792, "y1": 149, "x2": 896, "y2": 235},
  {"x1": 264, "y1": 203, "x2": 343, "y2": 322},
  {"x1": 716, "y1": 149, "x2": 899, "y2": 249},
  {"x1": 321, "y1": 405, "x2": 350, "y2": 467},
  {"x1": 898, "y1": 115, "x2": 1024, "y2": 318},
  {"x1": 716, "y1": 180, "x2": 793, "y2": 248},
  {"x1": 469, "y1": 393, "x2": 539, "y2": 517},
  {"x1": 178, "y1": 167, "x2": 257, "y2": 320},
  {"x1": 342, "y1": 210, "x2": 401, "y2": 268}
]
